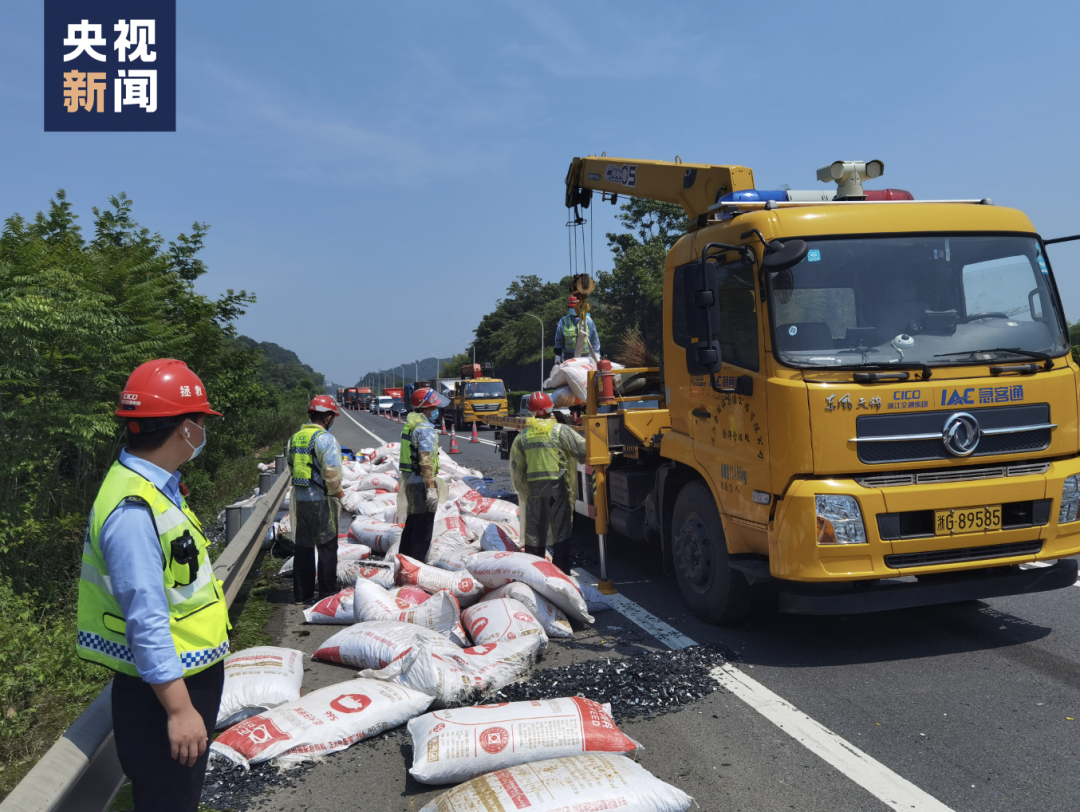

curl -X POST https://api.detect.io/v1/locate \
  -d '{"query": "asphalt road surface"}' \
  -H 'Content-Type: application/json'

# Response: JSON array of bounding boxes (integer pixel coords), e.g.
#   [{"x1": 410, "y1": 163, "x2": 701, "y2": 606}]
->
[{"x1": 230, "y1": 406, "x2": 1080, "y2": 812}]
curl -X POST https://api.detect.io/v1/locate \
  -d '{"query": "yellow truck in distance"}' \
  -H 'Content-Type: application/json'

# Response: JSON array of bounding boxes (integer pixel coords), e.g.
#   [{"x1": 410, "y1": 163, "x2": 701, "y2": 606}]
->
[
  {"x1": 565, "y1": 155, "x2": 1080, "y2": 623},
  {"x1": 447, "y1": 363, "x2": 509, "y2": 431}
]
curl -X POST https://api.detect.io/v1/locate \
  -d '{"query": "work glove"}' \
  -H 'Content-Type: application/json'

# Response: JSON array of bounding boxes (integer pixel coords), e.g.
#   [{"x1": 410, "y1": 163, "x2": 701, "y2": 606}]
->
[
  {"x1": 425, "y1": 488, "x2": 439, "y2": 512},
  {"x1": 554, "y1": 353, "x2": 562, "y2": 364}
]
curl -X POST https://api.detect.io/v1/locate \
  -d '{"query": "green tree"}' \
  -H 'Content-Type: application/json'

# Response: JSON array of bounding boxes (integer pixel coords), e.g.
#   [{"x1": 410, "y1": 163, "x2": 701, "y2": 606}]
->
[{"x1": 596, "y1": 199, "x2": 689, "y2": 355}]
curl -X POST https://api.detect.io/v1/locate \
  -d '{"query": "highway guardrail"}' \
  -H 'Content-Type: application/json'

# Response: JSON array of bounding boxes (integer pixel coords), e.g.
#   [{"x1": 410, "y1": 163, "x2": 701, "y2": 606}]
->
[{"x1": 0, "y1": 468, "x2": 290, "y2": 812}]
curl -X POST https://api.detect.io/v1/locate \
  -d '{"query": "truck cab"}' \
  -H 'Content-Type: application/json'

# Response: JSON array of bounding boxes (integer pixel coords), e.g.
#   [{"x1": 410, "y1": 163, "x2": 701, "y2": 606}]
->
[
  {"x1": 566, "y1": 155, "x2": 1080, "y2": 622},
  {"x1": 448, "y1": 364, "x2": 508, "y2": 430}
]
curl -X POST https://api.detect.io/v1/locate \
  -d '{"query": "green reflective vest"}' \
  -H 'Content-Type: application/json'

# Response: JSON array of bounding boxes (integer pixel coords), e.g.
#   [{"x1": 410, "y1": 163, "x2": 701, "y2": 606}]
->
[
  {"x1": 522, "y1": 418, "x2": 562, "y2": 482},
  {"x1": 400, "y1": 414, "x2": 439, "y2": 477},
  {"x1": 289, "y1": 424, "x2": 326, "y2": 490},
  {"x1": 77, "y1": 461, "x2": 230, "y2": 678},
  {"x1": 561, "y1": 315, "x2": 591, "y2": 354}
]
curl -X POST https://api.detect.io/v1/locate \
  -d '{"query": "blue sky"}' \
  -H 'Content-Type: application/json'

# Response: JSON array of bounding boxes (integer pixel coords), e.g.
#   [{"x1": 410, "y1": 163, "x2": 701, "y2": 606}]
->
[{"x1": 3, "y1": 1, "x2": 1079, "y2": 385}]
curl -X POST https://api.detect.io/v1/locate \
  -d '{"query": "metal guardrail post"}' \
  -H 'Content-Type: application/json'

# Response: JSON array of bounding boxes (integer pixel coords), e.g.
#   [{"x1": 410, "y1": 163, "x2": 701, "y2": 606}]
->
[{"x1": 0, "y1": 469, "x2": 290, "y2": 812}]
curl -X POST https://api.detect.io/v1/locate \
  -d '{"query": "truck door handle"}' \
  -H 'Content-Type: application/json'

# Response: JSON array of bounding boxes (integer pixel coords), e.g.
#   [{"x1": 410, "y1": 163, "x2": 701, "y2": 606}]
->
[{"x1": 692, "y1": 408, "x2": 711, "y2": 419}]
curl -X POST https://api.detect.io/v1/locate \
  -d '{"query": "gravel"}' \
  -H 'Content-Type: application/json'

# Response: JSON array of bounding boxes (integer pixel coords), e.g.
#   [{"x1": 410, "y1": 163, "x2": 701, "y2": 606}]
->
[
  {"x1": 492, "y1": 645, "x2": 727, "y2": 719},
  {"x1": 201, "y1": 756, "x2": 318, "y2": 811}
]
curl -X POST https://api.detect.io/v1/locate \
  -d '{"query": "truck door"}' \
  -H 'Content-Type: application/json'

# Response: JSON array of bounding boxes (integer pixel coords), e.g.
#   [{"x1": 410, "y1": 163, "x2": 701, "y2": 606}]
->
[{"x1": 690, "y1": 252, "x2": 772, "y2": 552}]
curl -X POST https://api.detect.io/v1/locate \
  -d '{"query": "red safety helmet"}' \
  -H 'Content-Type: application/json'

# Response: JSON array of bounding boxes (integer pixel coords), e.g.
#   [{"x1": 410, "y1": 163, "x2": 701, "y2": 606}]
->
[
  {"x1": 116, "y1": 359, "x2": 221, "y2": 419},
  {"x1": 308, "y1": 395, "x2": 340, "y2": 415},
  {"x1": 567, "y1": 295, "x2": 579, "y2": 307},
  {"x1": 528, "y1": 391, "x2": 553, "y2": 417},
  {"x1": 411, "y1": 387, "x2": 450, "y2": 410}
]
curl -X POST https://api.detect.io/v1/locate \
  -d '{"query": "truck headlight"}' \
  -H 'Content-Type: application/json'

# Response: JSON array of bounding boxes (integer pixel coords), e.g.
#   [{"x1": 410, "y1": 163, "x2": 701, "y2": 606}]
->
[
  {"x1": 816, "y1": 494, "x2": 867, "y2": 544},
  {"x1": 1059, "y1": 475, "x2": 1080, "y2": 524}
]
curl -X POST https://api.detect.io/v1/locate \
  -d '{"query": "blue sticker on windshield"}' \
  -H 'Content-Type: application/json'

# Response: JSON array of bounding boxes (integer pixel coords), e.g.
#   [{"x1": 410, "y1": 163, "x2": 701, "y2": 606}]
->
[
  {"x1": 807, "y1": 249, "x2": 821, "y2": 262},
  {"x1": 1037, "y1": 254, "x2": 1048, "y2": 273}
]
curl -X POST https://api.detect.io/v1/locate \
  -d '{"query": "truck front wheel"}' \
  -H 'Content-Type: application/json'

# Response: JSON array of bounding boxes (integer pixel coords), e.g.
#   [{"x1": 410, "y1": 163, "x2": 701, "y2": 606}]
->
[{"x1": 671, "y1": 481, "x2": 752, "y2": 624}]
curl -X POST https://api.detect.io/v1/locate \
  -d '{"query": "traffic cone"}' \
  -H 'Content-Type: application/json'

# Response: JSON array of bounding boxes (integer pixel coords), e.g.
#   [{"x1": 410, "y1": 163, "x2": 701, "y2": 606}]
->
[
  {"x1": 471, "y1": 421, "x2": 480, "y2": 443},
  {"x1": 448, "y1": 424, "x2": 461, "y2": 454},
  {"x1": 440, "y1": 418, "x2": 446, "y2": 435},
  {"x1": 397, "y1": 410, "x2": 402, "y2": 423}
]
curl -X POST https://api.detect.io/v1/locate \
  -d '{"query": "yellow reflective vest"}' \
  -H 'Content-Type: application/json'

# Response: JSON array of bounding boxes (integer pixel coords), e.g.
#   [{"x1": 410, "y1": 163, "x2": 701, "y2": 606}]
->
[
  {"x1": 521, "y1": 418, "x2": 562, "y2": 482},
  {"x1": 77, "y1": 461, "x2": 230, "y2": 677},
  {"x1": 289, "y1": 424, "x2": 326, "y2": 490}
]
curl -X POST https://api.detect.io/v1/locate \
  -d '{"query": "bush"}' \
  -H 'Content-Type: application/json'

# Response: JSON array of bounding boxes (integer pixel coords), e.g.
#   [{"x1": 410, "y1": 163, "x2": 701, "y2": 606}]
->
[{"x1": 0, "y1": 192, "x2": 319, "y2": 796}]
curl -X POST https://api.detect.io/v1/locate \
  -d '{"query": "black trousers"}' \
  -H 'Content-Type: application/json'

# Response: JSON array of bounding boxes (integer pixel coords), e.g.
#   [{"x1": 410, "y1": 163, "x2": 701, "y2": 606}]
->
[
  {"x1": 112, "y1": 661, "x2": 224, "y2": 812},
  {"x1": 524, "y1": 480, "x2": 573, "y2": 572},
  {"x1": 400, "y1": 510, "x2": 436, "y2": 563},
  {"x1": 293, "y1": 536, "x2": 338, "y2": 602},
  {"x1": 293, "y1": 497, "x2": 339, "y2": 602}
]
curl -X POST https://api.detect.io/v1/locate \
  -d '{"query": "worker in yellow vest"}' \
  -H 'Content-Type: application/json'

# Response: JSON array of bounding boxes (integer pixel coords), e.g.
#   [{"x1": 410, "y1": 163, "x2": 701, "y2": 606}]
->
[
  {"x1": 77, "y1": 359, "x2": 228, "y2": 812},
  {"x1": 287, "y1": 395, "x2": 345, "y2": 604},
  {"x1": 509, "y1": 391, "x2": 586, "y2": 570},
  {"x1": 399, "y1": 387, "x2": 450, "y2": 562}
]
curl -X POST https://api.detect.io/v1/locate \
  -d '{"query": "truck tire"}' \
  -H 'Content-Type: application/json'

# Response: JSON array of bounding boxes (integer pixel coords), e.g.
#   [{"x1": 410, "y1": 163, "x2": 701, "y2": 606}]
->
[
  {"x1": 499, "y1": 434, "x2": 510, "y2": 460},
  {"x1": 671, "y1": 481, "x2": 752, "y2": 624}
]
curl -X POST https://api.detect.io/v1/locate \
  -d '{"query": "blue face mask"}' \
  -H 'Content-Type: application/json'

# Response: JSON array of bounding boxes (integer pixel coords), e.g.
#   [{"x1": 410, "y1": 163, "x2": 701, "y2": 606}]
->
[
  {"x1": 183, "y1": 420, "x2": 206, "y2": 461},
  {"x1": 429, "y1": 408, "x2": 440, "y2": 422}
]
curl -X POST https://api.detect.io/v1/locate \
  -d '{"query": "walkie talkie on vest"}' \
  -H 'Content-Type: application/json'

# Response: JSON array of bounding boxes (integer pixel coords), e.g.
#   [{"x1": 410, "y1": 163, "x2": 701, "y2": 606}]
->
[{"x1": 171, "y1": 529, "x2": 198, "y2": 585}]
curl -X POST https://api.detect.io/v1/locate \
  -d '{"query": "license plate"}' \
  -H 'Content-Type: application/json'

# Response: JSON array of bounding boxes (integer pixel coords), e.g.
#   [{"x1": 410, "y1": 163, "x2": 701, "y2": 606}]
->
[{"x1": 934, "y1": 505, "x2": 1002, "y2": 535}]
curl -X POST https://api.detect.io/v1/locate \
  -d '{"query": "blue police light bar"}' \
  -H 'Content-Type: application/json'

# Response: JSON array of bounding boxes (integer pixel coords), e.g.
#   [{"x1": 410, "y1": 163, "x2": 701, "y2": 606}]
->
[{"x1": 719, "y1": 189, "x2": 790, "y2": 204}]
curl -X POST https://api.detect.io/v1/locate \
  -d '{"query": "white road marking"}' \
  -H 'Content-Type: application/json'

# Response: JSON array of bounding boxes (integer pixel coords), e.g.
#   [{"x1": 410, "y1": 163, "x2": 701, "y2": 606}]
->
[
  {"x1": 573, "y1": 568, "x2": 956, "y2": 811},
  {"x1": 572, "y1": 568, "x2": 697, "y2": 649},
  {"x1": 338, "y1": 408, "x2": 393, "y2": 445}
]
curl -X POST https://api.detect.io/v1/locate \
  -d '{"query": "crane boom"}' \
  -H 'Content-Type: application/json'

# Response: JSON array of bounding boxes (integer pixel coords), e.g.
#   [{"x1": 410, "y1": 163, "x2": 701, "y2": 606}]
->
[{"x1": 565, "y1": 156, "x2": 755, "y2": 221}]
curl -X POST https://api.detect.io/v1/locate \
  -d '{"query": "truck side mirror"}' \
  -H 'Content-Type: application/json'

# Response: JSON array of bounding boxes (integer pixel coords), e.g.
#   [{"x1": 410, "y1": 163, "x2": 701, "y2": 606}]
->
[
  {"x1": 762, "y1": 239, "x2": 809, "y2": 271},
  {"x1": 683, "y1": 260, "x2": 723, "y2": 375}
]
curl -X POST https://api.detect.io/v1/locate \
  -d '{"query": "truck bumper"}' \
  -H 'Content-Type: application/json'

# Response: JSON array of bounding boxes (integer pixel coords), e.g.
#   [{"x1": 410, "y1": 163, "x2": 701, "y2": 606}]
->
[
  {"x1": 771, "y1": 457, "x2": 1080, "y2": 582},
  {"x1": 778, "y1": 558, "x2": 1078, "y2": 615}
]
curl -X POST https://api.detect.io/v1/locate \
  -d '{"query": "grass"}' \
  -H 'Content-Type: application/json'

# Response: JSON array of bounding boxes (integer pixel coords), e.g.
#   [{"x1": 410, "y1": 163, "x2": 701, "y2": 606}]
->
[{"x1": 0, "y1": 475, "x2": 291, "y2": 801}]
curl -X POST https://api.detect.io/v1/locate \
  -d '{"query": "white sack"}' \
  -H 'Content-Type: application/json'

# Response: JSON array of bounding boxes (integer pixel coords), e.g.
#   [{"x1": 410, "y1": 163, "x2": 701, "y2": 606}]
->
[
  {"x1": 407, "y1": 697, "x2": 640, "y2": 785},
  {"x1": 210, "y1": 678, "x2": 433, "y2": 769},
  {"x1": 358, "y1": 472, "x2": 399, "y2": 492},
  {"x1": 456, "y1": 491, "x2": 520, "y2": 523},
  {"x1": 215, "y1": 647, "x2": 304, "y2": 730},
  {"x1": 302, "y1": 588, "x2": 356, "y2": 625},
  {"x1": 461, "y1": 597, "x2": 547, "y2": 653},
  {"x1": 397, "y1": 554, "x2": 485, "y2": 606},
  {"x1": 479, "y1": 522, "x2": 523, "y2": 553},
  {"x1": 340, "y1": 558, "x2": 398, "y2": 590},
  {"x1": 466, "y1": 552, "x2": 593, "y2": 624},
  {"x1": 352, "y1": 580, "x2": 468, "y2": 645},
  {"x1": 480, "y1": 582, "x2": 573, "y2": 639},
  {"x1": 313, "y1": 620, "x2": 457, "y2": 673},
  {"x1": 362, "y1": 636, "x2": 538, "y2": 709},
  {"x1": 417, "y1": 753, "x2": 693, "y2": 812},
  {"x1": 348, "y1": 516, "x2": 402, "y2": 554}
]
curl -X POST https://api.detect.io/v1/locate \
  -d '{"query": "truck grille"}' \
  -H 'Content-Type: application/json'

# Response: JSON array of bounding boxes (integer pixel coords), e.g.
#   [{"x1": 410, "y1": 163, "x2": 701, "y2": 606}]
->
[
  {"x1": 472, "y1": 403, "x2": 500, "y2": 412},
  {"x1": 855, "y1": 461, "x2": 1050, "y2": 488},
  {"x1": 877, "y1": 499, "x2": 1052, "y2": 541},
  {"x1": 854, "y1": 404, "x2": 1052, "y2": 464},
  {"x1": 884, "y1": 540, "x2": 1042, "y2": 569}
]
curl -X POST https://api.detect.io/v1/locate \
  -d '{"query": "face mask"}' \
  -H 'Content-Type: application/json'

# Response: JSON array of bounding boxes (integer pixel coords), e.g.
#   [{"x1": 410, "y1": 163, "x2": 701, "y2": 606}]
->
[
  {"x1": 568, "y1": 309, "x2": 576, "y2": 318},
  {"x1": 429, "y1": 408, "x2": 440, "y2": 422},
  {"x1": 183, "y1": 420, "x2": 206, "y2": 461}
]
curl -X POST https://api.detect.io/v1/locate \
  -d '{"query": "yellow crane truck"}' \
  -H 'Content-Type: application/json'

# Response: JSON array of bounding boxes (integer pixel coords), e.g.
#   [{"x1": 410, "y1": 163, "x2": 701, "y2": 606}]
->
[
  {"x1": 448, "y1": 363, "x2": 509, "y2": 431},
  {"x1": 557, "y1": 155, "x2": 1080, "y2": 623}
]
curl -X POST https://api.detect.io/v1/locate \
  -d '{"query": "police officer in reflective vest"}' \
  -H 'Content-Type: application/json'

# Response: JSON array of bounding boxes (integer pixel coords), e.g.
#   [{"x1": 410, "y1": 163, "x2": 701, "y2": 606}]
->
[
  {"x1": 399, "y1": 387, "x2": 450, "y2": 562},
  {"x1": 509, "y1": 392, "x2": 587, "y2": 570},
  {"x1": 77, "y1": 359, "x2": 229, "y2": 812},
  {"x1": 553, "y1": 295, "x2": 600, "y2": 363},
  {"x1": 287, "y1": 395, "x2": 345, "y2": 604}
]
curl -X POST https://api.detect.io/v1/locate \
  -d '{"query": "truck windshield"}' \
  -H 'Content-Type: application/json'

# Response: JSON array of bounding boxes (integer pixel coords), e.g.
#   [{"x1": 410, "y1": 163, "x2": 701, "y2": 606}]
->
[
  {"x1": 466, "y1": 382, "x2": 505, "y2": 399},
  {"x1": 767, "y1": 235, "x2": 1068, "y2": 369}
]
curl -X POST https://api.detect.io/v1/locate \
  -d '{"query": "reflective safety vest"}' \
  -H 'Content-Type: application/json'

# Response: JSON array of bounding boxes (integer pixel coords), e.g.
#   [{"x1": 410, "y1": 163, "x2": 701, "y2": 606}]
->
[
  {"x1": 400, "y1": 414, "x2": 440, "y2": 477},
  {"x1": 289, "y1": 424, "x2": 326, "y2": 490},
  {"x1": 77, "y1": 461, "x2": 230, "y2": 678},
  {"x1": 560, "y1": 315, "x2": 591, "y2": 355},
  {"x1": 522, "y1": 418, "x2": 562, "y2": 482}
]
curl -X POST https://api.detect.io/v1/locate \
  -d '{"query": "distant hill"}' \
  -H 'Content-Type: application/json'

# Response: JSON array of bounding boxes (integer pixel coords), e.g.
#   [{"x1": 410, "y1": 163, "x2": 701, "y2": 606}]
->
[
  {"x1": 234, "y1": 335, "x2": 325, "y2": 391},
  {"x1": 357, "y1": 357, "x2": 449, "y2": 389}
]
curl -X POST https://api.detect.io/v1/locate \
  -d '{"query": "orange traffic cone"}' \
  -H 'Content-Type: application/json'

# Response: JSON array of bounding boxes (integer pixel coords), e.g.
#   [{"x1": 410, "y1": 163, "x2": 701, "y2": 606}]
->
[
  {"x1": 397, "y1": 410, "x2": 402, "y2": 423},
  {"x1": 471, "y1": 421, "x2": 480, "y2": 443},
  {"x1": 448, "y1": 424, "x2": 461, "y2": 454},
  {"x1": 439, "y1": 418, "x2": 446, "y2": 436}
]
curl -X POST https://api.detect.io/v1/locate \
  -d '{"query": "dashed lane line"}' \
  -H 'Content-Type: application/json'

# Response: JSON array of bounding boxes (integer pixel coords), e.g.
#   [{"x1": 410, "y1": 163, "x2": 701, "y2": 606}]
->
[{"x1": 572, "y1": 568, "x2": 956, "y2": 812}]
